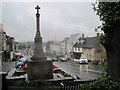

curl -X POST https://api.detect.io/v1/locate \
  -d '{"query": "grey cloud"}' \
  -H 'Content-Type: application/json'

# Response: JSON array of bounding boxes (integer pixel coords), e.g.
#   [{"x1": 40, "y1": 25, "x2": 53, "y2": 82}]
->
[{"x1": 2, "y1": 2, "x2": 100, "y2": 42}]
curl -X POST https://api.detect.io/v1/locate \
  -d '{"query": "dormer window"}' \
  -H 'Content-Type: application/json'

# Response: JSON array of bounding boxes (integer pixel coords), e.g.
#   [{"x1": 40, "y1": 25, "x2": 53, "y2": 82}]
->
[
  {"x1": 80, "y1": 38, "x2": 85, "y2": 44},
  {"x1": 77, "y1": 40, "x2": 80, "y2": 44}
]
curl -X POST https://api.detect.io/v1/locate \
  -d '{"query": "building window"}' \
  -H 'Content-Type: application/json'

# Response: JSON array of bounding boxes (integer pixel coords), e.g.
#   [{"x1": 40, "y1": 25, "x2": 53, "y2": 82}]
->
[{"x1": 75, "y1": 48, "x2": 77, "y2": 51}]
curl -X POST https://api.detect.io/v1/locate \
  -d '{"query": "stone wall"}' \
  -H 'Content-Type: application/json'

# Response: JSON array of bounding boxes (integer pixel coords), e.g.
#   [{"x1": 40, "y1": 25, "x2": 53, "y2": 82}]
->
[
  {"x1": 82, "y1": 44, "x2": 106, "y2": 62},
  {"x1": 94, "y1": 43, "x2": 107, "y2": 62},
  {"x1": 27, "y1": 60, "x2": 53, "y2": 80},
  {"x1": 83, "y1": 48, "x2": 95, "y2": 61}
]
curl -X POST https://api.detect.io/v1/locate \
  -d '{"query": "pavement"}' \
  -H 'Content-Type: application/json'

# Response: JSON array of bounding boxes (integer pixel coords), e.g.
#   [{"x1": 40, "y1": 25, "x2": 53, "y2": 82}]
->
[
  {"x1": 6, "y1": 68, "x2": 16, "y2": 78},
  {"x1": 0, "y1": 62, "x2": 15, "y2": 73}
]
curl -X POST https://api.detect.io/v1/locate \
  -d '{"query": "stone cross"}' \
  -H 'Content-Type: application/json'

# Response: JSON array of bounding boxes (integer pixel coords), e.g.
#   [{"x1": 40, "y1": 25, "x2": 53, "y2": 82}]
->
[
  {"x1": 31, "y1": 5, "x2": 44, "y2": 60},
  {"x1": 27, "y1": 5, "x2": 53, "y2": 80},
  {"x1": 35, "y1": 5, "x2": 40, "y2": 14}
]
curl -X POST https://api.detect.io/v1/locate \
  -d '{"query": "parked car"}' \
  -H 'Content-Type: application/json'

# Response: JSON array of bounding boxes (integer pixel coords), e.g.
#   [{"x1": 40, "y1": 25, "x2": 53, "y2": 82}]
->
[
  {"x1": 15, "y1": 55, "x2": 31, "y2": 69},
  {"x1": 79, "y1": 53, "x2": 88, "y2": 64},
  {"x1": 53, "y1": 65, "x2": 59, "y2": 69},
  {"x1": 80, "y1": 58, "x2": 88, "y2": 64},
  {"x1": 47, "y1": 57, "x2": 52, "y2": 61},
  {"x1": 52, "y1": 58, "x2": 58, "y2": 61},
  {"x1": 15, "y1": 62, "x2": 24, "y2": 68},
  {"x1": 59, "y1": 57, "x2": 67, "y2": 62},
  {"x1": 22, "y1": 62, "x2": 28, "y2": 70}
]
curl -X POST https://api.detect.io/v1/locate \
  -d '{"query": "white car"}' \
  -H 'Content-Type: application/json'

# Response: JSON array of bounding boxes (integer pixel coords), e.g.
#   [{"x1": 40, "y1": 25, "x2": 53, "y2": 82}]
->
[
  {"x1": 59, "y1": 57, "x2": 67, "y2": 62},
  {"x1": 80, "y1": 58, "x2": 88, "y2": 64},
  {"x1": 79, "y1": 53, "x2": 88, "y2": 64}
]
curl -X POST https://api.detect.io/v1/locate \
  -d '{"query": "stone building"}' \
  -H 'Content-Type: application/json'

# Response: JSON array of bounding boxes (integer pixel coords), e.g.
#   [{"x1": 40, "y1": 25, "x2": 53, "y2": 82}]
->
[
  {"x1": 14, "y1": 42, "x2": 19, "y2": 52},
  {"x1": 46, "y1": 41, "x2": 60, "y2": 58},
  {"x1": 0, "y1": 24, "x2": 2, "y2": 50},
  {"x1": 0, "y1": 24, "x2": 19, "y2": 63},
  {"x1": 73, "y1": 37, "x2": 107, "y2": 63},
  {"x1": 60, "y1": 37, "x2": 69, "y2": 55},
  {"x1": 0, "y1": 24, "x2": 7, "y2": 63},
  {"x1": 5, "y1": 36, "x2": 17, "y2": 61},
  {"x1": 0, "y1": 24, "x2": 3, "y2": 65},
  {"x1": 46, "y1": 41, "x2": 54, "y2": 56},
  {"x1": 66, "y1": 33, "x2": 81, "y2": 59}
]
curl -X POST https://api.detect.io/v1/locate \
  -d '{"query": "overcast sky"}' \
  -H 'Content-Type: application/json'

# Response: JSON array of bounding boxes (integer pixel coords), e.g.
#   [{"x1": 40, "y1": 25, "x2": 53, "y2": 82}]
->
[{"x1": 1, "y1": 2, "x2": 101, "y2": 42}]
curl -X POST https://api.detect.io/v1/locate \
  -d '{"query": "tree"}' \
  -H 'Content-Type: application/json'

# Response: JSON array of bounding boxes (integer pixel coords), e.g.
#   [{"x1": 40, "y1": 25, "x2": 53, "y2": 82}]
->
[{"x1": 93, "y1": 1, "x2": 120, "y2": 81}]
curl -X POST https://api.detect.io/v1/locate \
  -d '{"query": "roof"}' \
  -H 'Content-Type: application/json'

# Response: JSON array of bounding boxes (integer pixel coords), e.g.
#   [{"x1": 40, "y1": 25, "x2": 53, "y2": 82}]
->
[
  {"x1": 61, "y1": 37, "x2": 69, "y2": 43},
  {"x1": 73, "y1": 37, "x2": 99, "y2": 48},
  {"x1": 67, "y1": 33, "x2": 81, "y2": 45},
  {"x1": 64, "y1": 37, "x2": 69, "y2": 42}
]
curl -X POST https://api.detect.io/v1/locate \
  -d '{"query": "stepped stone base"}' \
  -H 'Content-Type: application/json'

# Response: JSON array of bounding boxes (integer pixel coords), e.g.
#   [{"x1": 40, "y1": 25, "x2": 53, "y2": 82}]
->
[{"x1": 27, "y1": 60, "x2": 53, "y2": 80}]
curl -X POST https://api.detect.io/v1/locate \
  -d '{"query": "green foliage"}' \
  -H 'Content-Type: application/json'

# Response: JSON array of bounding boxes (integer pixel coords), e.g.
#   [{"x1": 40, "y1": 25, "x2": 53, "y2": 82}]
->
[
  {"x1": 63, "y1": 73, "x2": 70, "y2": 77},
  {"x1": 24, "y1": 80, "x2": 52, "y2": 88},
  {"x1": 92, "y1": 63, "x2": 107, "y2": 69},
  {"x1": 92, "y1": 2, "x2": 120, "y2": 45},
  {"x1": 79, "y1": 72, "x2": 120, "y2": 90},
  {"x1": 97, "y1": 33, "x2": 108, "y2": 46},
  {"x1": 19, "y1": 41, "x2": 34, "y2": 49},
  {"x1": 93, "y1": 2, "x2": 120, "y2": 31}
]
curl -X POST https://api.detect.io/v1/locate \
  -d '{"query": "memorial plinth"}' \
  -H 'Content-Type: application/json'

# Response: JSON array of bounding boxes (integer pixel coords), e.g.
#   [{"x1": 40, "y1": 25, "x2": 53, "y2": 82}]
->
[
  {"x1": 27, "y1": 5, "x2": 53, "y2": 80},
  {"x1": 28, "y1": 60, "x2": 53, "y2": 80}
]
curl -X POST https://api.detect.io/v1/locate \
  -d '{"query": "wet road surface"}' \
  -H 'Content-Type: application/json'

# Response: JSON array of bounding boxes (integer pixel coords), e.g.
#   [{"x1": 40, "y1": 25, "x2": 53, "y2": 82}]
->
[{"x1": 53, "y1": 61, "x2": 104, "y2": 80}]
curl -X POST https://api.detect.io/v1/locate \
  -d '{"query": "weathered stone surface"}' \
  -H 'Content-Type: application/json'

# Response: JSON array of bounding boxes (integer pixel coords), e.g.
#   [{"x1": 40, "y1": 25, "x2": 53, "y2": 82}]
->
[
  {"x1": 27, "y1": 60, "x2": 53, "y2": 80},
  {"x1": 31, "y1": 5, "x2": 45, "y2": 61},
  {"x1": 27, "y1": 5, "x2": 53, "y2": 80}
]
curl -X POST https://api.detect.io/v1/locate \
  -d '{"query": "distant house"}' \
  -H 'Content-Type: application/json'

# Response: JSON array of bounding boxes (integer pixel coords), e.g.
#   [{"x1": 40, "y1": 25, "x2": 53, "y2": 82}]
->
[
  {"x1": 46, "y1": 41, "x2": 60, "y2": 58},
  {"x1": 60, "y1": 37, "x2": 69, "y2": 55},
  {"x1": 46, "y1": 41, "x2": 54, "y2": 56},
  {"x1": 0, "y1": 24, "x2": 3, "y2": 65},
  {"x1": 66, "y1": 33, "x2": 81, "y2": 59},
  {"x1": 73, "y1": 37, "x2": 107, "y2": 63},
  {"x1": 14, "y1": 42, "x2": 20, "y2": 52},
  {"x1": 0, "y1": 24, "x2": 19, "y2": 63},
  {"x1": 0, "y1": 24, "x2": 7, "y2": 63}
]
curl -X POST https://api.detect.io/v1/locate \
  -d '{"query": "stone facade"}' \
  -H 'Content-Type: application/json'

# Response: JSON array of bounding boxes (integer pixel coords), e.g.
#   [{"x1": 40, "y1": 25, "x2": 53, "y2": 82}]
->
[
  {"x1": 66, "y1": 33, "x2": 81, "y2": 59},
  {"x1": 73, "y1": 37, "x2": 107, "y2": 62},
  {"x1": 82, "y1": 48, "x2": 94, "y2": 61},
  {"x1": 0, "y1": 24, "x2": 6, "y2": 63},
  {"x1": 49, "y1": 42, "x2": 60, "y2": 56},
  {"x1": 60, "y1": 37, "x2": 69, "y2": 55},
  {"x1": 94, "y1": 43, "x2": 107, "y2": 62},
  {"x1": 0, "y1": 24, "x2": 19, "y2": 63},
  {"x1": 14, "y1": 42, "x2": 19, "y2": 52},
  {"x1": 46, "y1": 41, "x2": 54, "y2": 56},
  {"x1": 0, "y1": 24, "x2": 2, "y2": 65},
  {"x1": 46, "y1": 41, "x2": 60, "y2": 58},
  {"x1": 0, "y1": 24, "x2": 2, "y2": 51}
]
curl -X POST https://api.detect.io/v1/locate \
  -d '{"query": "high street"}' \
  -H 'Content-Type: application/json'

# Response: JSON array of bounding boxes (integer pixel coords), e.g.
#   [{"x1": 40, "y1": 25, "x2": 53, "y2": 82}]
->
[{"x1": 53, "y1": 61, "x2": 104, "y2": 80}]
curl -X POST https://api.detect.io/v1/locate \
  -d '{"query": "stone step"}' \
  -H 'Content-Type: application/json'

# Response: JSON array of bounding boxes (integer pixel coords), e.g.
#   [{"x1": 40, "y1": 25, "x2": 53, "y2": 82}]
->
[{"x1": 6, "y1": 68, "x2": 16, "y2": 78}]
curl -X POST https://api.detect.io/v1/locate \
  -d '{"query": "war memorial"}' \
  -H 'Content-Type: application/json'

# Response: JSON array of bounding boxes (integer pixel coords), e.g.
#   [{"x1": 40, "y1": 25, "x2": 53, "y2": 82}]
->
[{"x1": 27, "y1": 5, "x2": 53, "y2": 80}]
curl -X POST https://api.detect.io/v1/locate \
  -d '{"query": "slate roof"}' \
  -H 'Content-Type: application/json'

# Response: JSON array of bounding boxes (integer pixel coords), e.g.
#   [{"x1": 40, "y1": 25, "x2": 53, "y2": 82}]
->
[
  {"x1": 61, "y1": 37, "x2": 69, "y2": 43},
  {"x1": 73, "y1": 37, "x2": 99, "y2": 48},
  {"x1": 67, "y1": 33, "x2": 81, "y2": 45}
]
